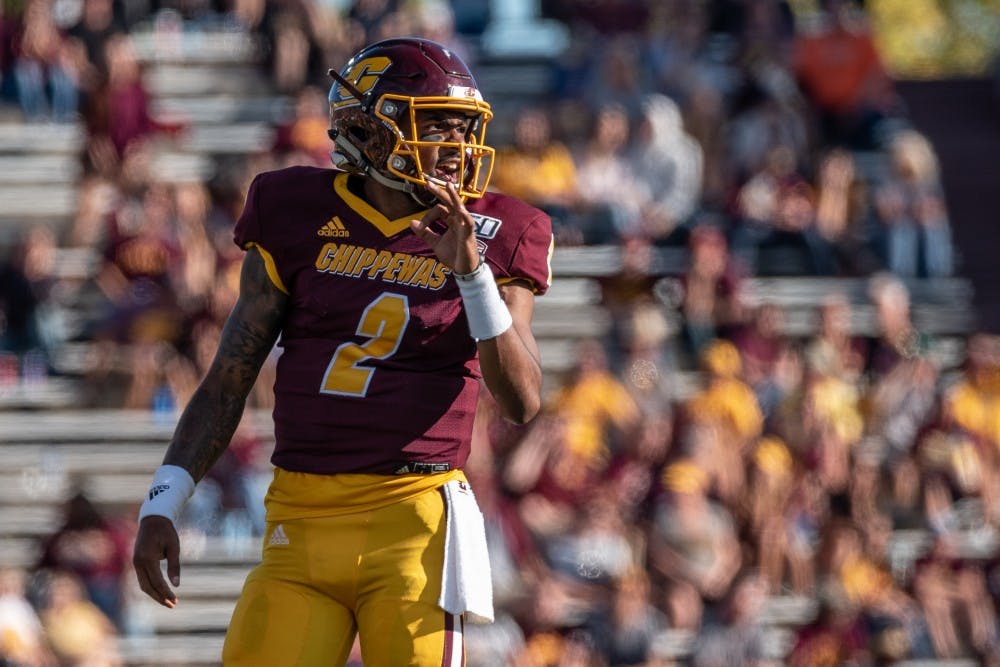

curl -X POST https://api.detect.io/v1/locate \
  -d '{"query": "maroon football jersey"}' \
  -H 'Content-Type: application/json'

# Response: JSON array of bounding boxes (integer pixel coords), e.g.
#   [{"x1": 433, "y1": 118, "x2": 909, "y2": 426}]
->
[{"x1": 234, "y1": 167, "x2": 552, "y2": 474}]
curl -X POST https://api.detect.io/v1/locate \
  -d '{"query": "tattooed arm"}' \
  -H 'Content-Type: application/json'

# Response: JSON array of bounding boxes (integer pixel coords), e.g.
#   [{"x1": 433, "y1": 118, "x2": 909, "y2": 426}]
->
[
  {"x1": 133, "y1": 247, "x2": 287, "y2": 607},
  {"x1": 163, "y1": 247, "x2": 287, "y2": 479}
]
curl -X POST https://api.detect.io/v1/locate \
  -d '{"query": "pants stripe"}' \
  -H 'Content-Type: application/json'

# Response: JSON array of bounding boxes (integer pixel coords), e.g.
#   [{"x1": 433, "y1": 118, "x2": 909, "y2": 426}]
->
[{"x1": 442, "y1": 612, "x2": 463, "y2": 667}]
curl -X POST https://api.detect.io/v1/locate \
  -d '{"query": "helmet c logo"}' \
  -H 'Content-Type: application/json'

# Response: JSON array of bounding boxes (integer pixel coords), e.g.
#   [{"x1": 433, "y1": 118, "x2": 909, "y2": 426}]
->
[{"x1": 333, "y1": 56, "x2": 392, "y2": 107}]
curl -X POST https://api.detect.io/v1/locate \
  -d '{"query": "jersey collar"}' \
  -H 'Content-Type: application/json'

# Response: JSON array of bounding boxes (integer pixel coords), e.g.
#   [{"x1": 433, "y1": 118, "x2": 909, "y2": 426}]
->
[{"x1": 333, "y1": 172, "x2": 430, "y2": 237}]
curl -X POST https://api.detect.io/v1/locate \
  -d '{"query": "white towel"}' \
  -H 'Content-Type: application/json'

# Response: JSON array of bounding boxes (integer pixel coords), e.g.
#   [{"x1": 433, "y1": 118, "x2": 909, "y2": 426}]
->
[{"x1": 438, "y1": 479, "x2": 494, "y2": 624}]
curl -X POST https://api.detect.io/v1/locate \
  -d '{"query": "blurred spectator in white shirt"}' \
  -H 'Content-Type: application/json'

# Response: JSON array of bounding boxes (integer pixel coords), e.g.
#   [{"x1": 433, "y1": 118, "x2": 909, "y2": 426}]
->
[{"x1": 630, "y1": 93, "x2": 703, "y2": 241}]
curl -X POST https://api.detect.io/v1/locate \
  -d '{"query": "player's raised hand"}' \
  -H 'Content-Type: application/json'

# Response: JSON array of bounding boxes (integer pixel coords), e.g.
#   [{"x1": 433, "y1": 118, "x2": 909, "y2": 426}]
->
[
  {"x1": 410, "y1": 179, "x2": 480, "y2": 275},
  {"x1": 133, "y1": 515, "x2": 181, "y2": 608}
]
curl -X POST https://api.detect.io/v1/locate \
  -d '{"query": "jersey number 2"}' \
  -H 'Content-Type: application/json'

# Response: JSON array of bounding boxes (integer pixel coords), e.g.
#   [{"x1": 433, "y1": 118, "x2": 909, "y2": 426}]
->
[{"x1": 320, "y1": 293, "x2": 410, "y2": 397}]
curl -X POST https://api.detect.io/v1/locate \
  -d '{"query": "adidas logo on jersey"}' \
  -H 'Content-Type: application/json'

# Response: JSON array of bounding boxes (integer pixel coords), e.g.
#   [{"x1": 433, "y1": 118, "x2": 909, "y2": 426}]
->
[
  {"x1": 318, "y1": 216, "x2": 349, "y2": 238},
  {"x1": 268, "y1": 524, "x2": 290, "y2": 546}
]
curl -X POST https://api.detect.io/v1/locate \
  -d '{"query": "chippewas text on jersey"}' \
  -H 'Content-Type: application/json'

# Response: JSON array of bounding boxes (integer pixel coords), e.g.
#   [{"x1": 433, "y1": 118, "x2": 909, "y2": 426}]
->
[{"x1": 314, "y1": 242, "x2": 450, "y2": 290}]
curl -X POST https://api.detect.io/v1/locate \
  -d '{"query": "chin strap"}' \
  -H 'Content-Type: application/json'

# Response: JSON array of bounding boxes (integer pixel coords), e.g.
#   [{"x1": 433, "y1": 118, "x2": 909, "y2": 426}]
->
[{"x1": 330, "y1": 133, "x2": 437, "y2": 207}]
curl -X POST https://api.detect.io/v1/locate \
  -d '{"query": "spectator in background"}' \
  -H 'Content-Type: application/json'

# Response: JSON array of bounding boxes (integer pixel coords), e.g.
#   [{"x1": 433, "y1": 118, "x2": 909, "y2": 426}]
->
[
  {"x1": 544, "y1": 486, "x2": 639, "y2": 589},
  {"x1": 68, "y1": 174, "x2": 116, "y2": 248},
  {"x1": 726, "y1": 80, "x2": 809, "y2": 189},
  {"x1": 691, "y1": 573, "x2": 779, "y2": 667},
  {"x1": 863, "y1": 275, "x2": 939, "y2": 463},
  {"x1": 649, "y1": 460, "x2": 743, "y2": 610},
  {"x1": 685, "y1": 339, "x2": 764, "y2": 503},
  {"x1": 915, "y1": 418, "x2": 992, "y2": 528},
  {"x1": 100, "y1": 34, "x2": 153, "y2": 160},
  {"x1": 464, "y1": 612, "x2": 527, "y2": 667},
  {"x1": 571, "y1": 102, "x2": 644, "y2": 243},
  {"x1": 733, "y1": 144, "x2": 835, "y2": 275},
  {"x1": 820, "y1": 518, "x2": 933, "y2": 658},
  {"x1": 747, "y1": 436, "x2": 803, "y2": 593},
  {"x1": 873, "y1": 129, "x2": 954, "y2": 278},
  {"x1": 685, "y1": 82, "x2": 730, "y2": 209},
  {"x1": 79, "y1": 31, "x2": 153, "y2": 177},
  {"x1": 792, "y1": 0, "x2": 897, "y2": 149},
  {"x1": 18, "y1": 226, "x2": 63, "y2": 364},
  {"x1": 260, "y1": 5, "x2": 326, "y2": 94},
  {"x1": 36, "y1": 491, "x2": 131, "y2": 630},
  {"x1": 788, "y1": 594, "x2": 870, "y2": 666},
  {"x1": 503, "y1": 414, "x2": 603, "y2": 550},
  {"x1": 913, "y1": 535, "x2": 999, "y2": 659},
  {"x1": 93, "y1": 176, "x2": 180, "y2": 343},
  {"x1": 813, "y1": 148, "x2": 878, "y2": 275},
  {"x1": 805, "y1": 293, "x2": 866, "y2": 384},
  {"x1": 606, "y1": 412, "x2": 674, "y2": 523},
  {"x1": 306, "y1": 8, "x2": 365, "y2": 85},
  {"x1": 582, "y1": 567, "x2": 668, "y2": 666},
  {"x1": 0, "y1": 2, "x2": 14, "y2": 93},
  {"x1": 0, "y1": 567, "x2": 55, "y2": 667},
  {"x1": 275, "y1": 85, "x2": 334, "y2": 166},
  {"x1": 884, "y1": 452, "x2": 925, "y2": 532},
  {"x1": 11, "y1": 0, "x2": 81, "y2": 122},
  {"x1": 0, "y1": 236, "x2": 43, "y2": 361},
  {"x1": 677, "y1": 224, "x2": 745, "y2": 363},
  {"x1": 503, "y1": 343, "x2": 640, "y2": 548},
  {"x1": 943, "y1": 332, "x2": 1000, "y2": 452},
  {"x1": 597, "y1": 235, "x2": 671, "y2": 382},
  {"x1": 66, "y1": 0, "x2": 125, "y2": 80},
  {"x1": 546, "y1": 339, "x2": 641, "y2": 465},
  {"x1": 866, "y1": 273, "x2": 924, "y2": 375},
  {"x1": 629, "y1": 93, "x2": 703, "y2": 241},
  {"x1": 801, "y1": 350, "x2": 864, "y2": 494},
  {"x1": 0, "y1": 225, "x2": 60, "y2": 380},
  {"x1": 687, "y1": 339, "x2": 763, "y2": 449},
  {"x1": 36, "y1": 570, "x2": 121, "y2": 667},
  {"x1": 732, "y1": 302, "x2": 794, "y2": 419},
  {"x1": 81, "y1": 150, "x2": 185, "y2": 408},
  {"x1": 491, "y1": 106, "x2": 581, "y2": 244}
]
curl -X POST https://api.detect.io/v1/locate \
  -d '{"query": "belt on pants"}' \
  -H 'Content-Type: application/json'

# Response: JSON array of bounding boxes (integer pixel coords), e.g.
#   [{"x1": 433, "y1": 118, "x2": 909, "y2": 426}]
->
[{"x1": 391, "y1": 462, "x2": 452, "y2": 475}]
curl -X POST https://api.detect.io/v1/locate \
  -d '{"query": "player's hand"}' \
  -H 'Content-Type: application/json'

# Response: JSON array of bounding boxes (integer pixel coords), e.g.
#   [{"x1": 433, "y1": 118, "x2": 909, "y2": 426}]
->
[
  {"x1": 133, "y1": 515, "x2": 181, "y2": 608},
  {"x1": 410, "y1": 180, "x2": 480, "y2": 274}
]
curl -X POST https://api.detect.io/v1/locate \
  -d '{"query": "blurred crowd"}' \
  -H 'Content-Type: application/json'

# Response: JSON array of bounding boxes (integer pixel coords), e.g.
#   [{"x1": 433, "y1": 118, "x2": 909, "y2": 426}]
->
[
  {"x1": 0, "y1": 0, "x2": 998, "y2": 665},
  {"x1": 463, "y1": 285, "x2": 1000, "y2": 665}
]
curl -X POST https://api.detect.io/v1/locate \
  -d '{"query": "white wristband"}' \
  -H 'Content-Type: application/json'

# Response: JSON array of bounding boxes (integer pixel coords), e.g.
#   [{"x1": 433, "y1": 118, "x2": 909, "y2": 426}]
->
[
  {"x1": 455, "y1": 260, "x2": 512, "y2": 341},
  {"x1": 138, "y1": 465, "x2": 196, "y2": 525}
]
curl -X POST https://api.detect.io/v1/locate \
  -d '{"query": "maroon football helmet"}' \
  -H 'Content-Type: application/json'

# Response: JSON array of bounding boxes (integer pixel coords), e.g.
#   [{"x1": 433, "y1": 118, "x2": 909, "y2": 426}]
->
[{"x1": 328, "y1": 38, "x2": 494, "y2": 200}]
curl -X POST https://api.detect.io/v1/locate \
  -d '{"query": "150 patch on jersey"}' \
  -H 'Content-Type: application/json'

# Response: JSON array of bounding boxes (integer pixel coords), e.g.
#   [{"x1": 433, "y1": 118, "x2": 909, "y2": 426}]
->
[{"x1": 470, "y1": 213, "x2": 502, "y2": 240}]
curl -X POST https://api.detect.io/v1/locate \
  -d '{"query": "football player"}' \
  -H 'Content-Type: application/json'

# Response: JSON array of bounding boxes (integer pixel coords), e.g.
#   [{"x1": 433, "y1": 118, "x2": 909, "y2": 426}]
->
[{"x1": 132, "y1": 37, "x2": 553, "y2": 665}]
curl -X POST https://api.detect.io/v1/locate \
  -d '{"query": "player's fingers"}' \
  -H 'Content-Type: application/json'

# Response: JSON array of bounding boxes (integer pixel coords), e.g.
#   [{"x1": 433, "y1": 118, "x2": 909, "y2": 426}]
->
[
  {"x1": 424, "y1": 179, "x2": 466, "y2": 220},
  {"x1": 443, "y1": 181, "x2": 464, "y2": 210},
  {"x1": 440, "y1": 182, "x2": 474, "y2": 232},
  {"x1": 410, "y1": 205, "x2": 446, "y2": 240},
  {"x1": 165, "y1": 529, "x2": 181, "y2": 589},
  {"x1": 137, "y1": 568, "x2": 168, "y2": 608},
  {"x1": 422, "y1": 204, "x2": 448, "y2": 228},
  {"x1": 133, "y1": 554, "x2": 176, "y2": 608},
  {"x1": 423, "y1": 176, "x2": 448, "y2": 203},
  {"x1": 133, "y1": 518, "x2": 179, "y2": 608}
]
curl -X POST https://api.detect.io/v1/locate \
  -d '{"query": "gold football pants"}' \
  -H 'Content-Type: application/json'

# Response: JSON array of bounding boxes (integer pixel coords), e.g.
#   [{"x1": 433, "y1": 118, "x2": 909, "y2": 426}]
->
[{"x1": 222, "y1": 469, "x2": 466, "y2": 666}]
